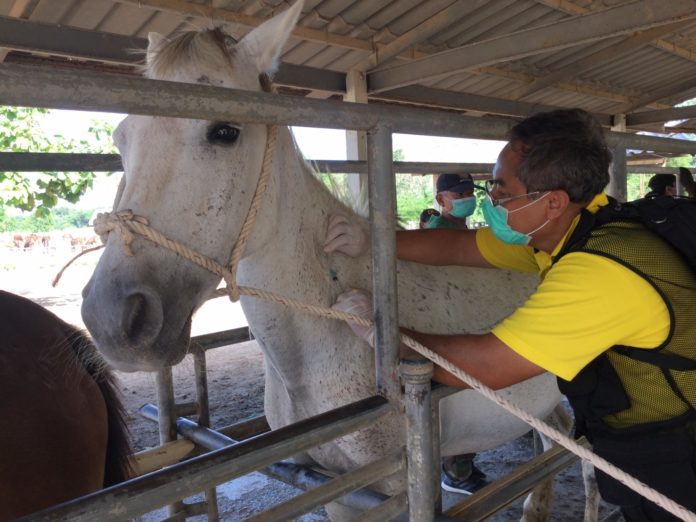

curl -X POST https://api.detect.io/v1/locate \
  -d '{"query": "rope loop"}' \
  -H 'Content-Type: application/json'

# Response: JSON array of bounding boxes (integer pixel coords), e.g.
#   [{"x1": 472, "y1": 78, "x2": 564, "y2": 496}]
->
[{"x1": 93, "y1": 210, "x2": 149, "y2": 257}]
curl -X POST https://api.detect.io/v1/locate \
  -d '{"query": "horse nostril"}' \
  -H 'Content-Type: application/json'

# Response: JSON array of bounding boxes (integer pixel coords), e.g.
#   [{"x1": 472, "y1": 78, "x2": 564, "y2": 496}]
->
[{"x1": 121, "y1": 292, "x2": 162, "y2": 345}]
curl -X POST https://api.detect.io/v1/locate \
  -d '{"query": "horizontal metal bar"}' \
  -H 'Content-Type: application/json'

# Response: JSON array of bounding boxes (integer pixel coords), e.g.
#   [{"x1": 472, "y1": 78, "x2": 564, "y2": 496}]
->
[
  {"x1": 0, "y1": 62, "x2": 514, "y2": 140},
  {"x1": 2, "y1": 62, "x2": 694, "y2": 154},
  {"x1": 22, "y1": 396, "x2": 392, "y2": 522},
  {"x1": 218, "y1": 415, "x2": 270, "y2": 440},
  {"x1": 247, "y1": 451, "x2": 405, "y2": 522},
  {"x1": 190, "y1": 327, "x2": 252, "y2": 352},
  {"x1": 444, "y1": 440, "x2": 582, "y2": 521},
  {"x1": 0, "y1": 152, "x2": 496, "y2": 176},
  {"x1": 0, "y1": 152, "x2": 122, "y2": 172},
  {"x1": 140, "y1": 403, "x2": 398, "y2": 514},
  {"x1": 5, "y1": 153, "x2": 688, "y2": 177},
  {"x1": 350, "y1": 492, "x2": 409, "y2": 522}
]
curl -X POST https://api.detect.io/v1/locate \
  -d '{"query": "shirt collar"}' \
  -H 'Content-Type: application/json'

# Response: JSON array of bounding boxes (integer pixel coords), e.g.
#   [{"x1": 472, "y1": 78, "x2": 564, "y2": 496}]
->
[{"x1": 550, "y1": 192, "x2": 609, "y2": 258}]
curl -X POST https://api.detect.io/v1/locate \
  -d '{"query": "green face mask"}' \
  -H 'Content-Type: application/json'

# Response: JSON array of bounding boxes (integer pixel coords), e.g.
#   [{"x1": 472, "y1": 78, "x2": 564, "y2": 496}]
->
[
  {"x1": 482, "y1": 192, "x2": 550, "y2": 245},
  {"x1": 450, "y1": 197, "x2": 476, "y2": 218}
]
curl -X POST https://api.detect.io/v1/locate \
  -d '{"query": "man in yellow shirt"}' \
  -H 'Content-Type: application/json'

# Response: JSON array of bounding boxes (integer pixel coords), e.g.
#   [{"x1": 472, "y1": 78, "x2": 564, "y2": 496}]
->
[{"x1": 324, "y1": 109, "x2": 696, "y2": 521}]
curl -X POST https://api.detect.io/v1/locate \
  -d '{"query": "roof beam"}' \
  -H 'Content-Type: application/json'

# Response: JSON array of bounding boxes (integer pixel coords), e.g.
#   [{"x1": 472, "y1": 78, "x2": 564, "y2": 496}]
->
[
  {"x1": 514, "y1": 19, "x2": 693, "y2": 101},
  {"x1": 367, "y1": 0, "x2": 696, "y2": 93},
  {"x1": 626, "y1": 105, "x2": 696, "y2": 127},
  {"x1": 0, "y1": 16, "x2": 346, "y2": 94},
  {"x1": 351, "y1": 0, "x2": 487, "y2": 72},
  {"x1": 536, "y1": 0, "x2": 696, "y2": 63},
  {"x1": 619, "y1": 76, "x2": 696, "y2": 113},
  {"x1": 0, "y1": 0, "x2": 36, "y2": 62},
  {"x1": 114, "y1": 0, "x2": 377, "y2": 53},
  {"x1": 373, "y1": 85, "x2": 613, "y2": 126}
]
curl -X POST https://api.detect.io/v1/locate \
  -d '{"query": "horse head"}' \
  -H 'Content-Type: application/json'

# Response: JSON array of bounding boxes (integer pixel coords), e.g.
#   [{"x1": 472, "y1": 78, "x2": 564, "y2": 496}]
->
[{"x1": 82, "y1": 2, "x2": 304, "y2": 371}]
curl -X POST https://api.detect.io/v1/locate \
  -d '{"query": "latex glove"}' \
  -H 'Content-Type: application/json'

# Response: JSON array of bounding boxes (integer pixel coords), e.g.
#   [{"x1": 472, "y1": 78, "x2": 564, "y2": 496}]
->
[
  {"x1": 323, "y1": 214, "x2": 369, "y2": 257},
  {"x1": 331, "y1": 289, "x2": 376, "y2": 348}
]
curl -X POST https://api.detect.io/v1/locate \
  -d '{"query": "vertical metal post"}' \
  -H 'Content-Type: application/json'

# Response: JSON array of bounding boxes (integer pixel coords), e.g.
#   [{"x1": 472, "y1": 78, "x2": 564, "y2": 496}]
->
[
  {"x1": 193, "y1": 346, "x2": 220, "y2": 521},
  {"x1": 431, "y1": 396, "x2": 443, "y2": 512},
  {"x1": 401, "y1": 358, "x2": 436, "y2": 522},
  {"x1": 155, "y1": 368, "x2": 184, "y2": 517},
  {"x1": 367, "y1": 124, "x2": 400, "y2": 402},
  {"x1": 608, "y1": 143, "x2": 628, "y2": 202}
]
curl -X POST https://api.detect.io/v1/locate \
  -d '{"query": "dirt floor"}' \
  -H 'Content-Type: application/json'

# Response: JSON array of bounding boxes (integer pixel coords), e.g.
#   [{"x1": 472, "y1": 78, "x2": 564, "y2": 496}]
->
[{"x1": 1, "y1": 239, "x2": 622, "y2": 521}]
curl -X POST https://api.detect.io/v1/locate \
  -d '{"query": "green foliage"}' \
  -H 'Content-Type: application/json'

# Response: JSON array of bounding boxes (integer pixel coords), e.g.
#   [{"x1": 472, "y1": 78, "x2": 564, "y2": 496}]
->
[
  {"x1": 395, "y1": 174, "x2": 433, "y2": 225},
  {"x1": 0, "y1": 106, "x2": 117, "y2": 217},
  {"x1": 0, "y1": 206, "x2": 92, "y2": 233}
]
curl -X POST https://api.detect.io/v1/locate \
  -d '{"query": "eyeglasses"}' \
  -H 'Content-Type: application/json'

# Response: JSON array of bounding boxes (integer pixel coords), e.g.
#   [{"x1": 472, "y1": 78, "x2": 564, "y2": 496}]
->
[{"x1": 484, "y1": 179, "x2": 542, "y2": 208}]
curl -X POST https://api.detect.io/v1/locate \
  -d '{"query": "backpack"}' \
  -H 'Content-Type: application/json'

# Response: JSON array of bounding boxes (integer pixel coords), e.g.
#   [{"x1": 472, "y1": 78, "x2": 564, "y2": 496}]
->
[{"x1": 589, "y1": 195, "x2": 696, "y2": 273}]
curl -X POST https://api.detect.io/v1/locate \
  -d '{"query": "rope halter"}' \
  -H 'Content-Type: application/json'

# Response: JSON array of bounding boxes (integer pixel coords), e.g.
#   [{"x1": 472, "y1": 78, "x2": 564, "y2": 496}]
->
[{"x1": 58, "y1": 125, "x2": 278, "y2": 302}]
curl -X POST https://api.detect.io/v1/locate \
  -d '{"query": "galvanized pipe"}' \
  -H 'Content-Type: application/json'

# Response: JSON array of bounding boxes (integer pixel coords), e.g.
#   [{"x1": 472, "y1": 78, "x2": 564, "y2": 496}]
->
[
  {"x1": 191, "y1": 346, "x2": 219, "y2": 521},
  {"x1": 401, "y1": 358, "x2": 436, "y2": 522},
  {"x1": 2, "y1": 63, "x2": 696, "y2": 153},
  {"x1": 139, "y1": 403, "x2": 394, "y2": 512},
  {"x1": 367, "y1": 125, "x2": 400, "y2": 401},
  {"x1": 155, "y1": 368, "x2": 183, "y2": 518},
  {"x1": 247, "y1": 451, "x2": 405, "y2": 522},
  {"x1": 0, "y1": 152, "x2": 497, "y2": 176},
  {"x1": 23, "y1": 396, "x2": 392, "y2": 521}
]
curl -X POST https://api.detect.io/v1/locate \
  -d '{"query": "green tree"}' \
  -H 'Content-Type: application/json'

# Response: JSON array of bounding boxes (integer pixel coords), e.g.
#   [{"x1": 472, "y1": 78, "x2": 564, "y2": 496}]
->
[{"x1": 0, "y1": 106, "x2": 116, "y2": 217}]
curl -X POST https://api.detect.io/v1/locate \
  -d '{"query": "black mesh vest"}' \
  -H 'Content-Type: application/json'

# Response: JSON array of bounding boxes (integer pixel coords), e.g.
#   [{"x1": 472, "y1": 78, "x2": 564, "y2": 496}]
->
[{"x1": 555, "y1": 202, "x2": 696, "y2": 439}]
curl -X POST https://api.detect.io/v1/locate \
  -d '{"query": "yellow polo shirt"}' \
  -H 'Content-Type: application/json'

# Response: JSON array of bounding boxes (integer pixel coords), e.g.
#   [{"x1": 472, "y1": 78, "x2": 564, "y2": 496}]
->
[{"x1": 475, "y1": 193, "x2": 670, "y2": 381}]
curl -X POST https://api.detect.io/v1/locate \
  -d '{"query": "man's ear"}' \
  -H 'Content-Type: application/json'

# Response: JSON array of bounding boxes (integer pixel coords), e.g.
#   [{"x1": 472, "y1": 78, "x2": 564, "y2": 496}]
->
[
  {"x1": 435, "y1": 193, "x2": 444, "y2": 208},
  {"x1": 546, "y1": 190, "x2": 570, "y2": 219}
]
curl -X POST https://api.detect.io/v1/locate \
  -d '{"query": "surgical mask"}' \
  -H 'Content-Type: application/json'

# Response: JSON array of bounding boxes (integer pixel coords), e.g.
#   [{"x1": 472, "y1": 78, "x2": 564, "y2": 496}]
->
[
  {"x1": 450, "y1": 197, "x2": 476, "y2": 218},
  {"x1": 482, "y1": 192, "x2": 550, "y2": 245}
]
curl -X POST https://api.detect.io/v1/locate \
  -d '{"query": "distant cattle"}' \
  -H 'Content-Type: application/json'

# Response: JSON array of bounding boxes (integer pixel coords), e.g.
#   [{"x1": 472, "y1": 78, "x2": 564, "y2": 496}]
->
[{"x1": 23, "y1": 234, "x2": 39, "y2": 250}]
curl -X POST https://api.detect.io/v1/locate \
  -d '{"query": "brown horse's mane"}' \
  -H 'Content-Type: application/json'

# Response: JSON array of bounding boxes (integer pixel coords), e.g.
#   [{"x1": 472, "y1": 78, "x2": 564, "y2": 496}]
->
[{"x1": 57, "y1": 321, "x2": 133, "y2": 485}]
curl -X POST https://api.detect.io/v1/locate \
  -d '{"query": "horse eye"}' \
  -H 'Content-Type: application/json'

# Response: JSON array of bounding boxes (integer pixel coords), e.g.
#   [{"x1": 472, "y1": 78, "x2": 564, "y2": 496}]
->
[{"x1": 207, "y1": 124, "x2": 240, "y2": 145}]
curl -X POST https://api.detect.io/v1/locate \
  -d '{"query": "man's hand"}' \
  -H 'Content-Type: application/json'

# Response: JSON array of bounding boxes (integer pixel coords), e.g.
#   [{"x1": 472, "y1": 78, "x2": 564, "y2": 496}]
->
[
  {"x1": 331, "y1": 289, "x2": 376, "y2": 347},
  {"x1": 323, "y1": 214, "x2": 368, "y2": 257}
]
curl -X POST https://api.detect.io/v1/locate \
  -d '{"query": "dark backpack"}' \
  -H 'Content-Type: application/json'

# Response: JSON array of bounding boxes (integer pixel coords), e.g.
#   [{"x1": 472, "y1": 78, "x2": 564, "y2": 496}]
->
[{"x1": 576, "y1": 195, "x2": 696, "y2": 273}]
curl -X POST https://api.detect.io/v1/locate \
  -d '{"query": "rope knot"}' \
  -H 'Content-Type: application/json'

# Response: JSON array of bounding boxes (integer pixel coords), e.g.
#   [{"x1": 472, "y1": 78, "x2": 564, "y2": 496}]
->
[{"x1": 94, "y1": 210, "x2": 150, "y2": 257}]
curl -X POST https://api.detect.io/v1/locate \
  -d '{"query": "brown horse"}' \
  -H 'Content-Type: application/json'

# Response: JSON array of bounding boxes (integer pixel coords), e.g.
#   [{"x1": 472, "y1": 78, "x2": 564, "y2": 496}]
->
[{"x1": 0, "y1": 290, "x2": 132, "y2": 519}]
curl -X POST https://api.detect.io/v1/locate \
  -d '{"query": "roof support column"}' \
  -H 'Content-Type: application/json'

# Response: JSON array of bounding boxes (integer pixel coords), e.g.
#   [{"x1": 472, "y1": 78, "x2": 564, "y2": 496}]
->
[
  {"x1": 608, "y1": 144, "x2": 628, "y2": 202},
  {"x1": 608, "y1": 115, "x2": 628, "y2": 202},
  {"x1": 344, "y1": 70, "x2": 368, "y2": 210}
]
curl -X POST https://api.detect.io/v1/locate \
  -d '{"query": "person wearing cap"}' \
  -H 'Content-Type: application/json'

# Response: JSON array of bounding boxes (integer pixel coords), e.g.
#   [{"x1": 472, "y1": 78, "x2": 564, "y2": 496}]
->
[
  {"x1": 325, "y1": 108, "x2": 696, "y2": 521},
  {"x1": 419, "y1": 208, "x2": 440, "y2": 229},
  {"x1": 421, "y1": 173, "x2": 487, "y2": 494},
  {"x1": 645, "y1": 173, "x2": 677, "y2": 198},
  {"x1": 426, "y1": 173, "x2": 477, "y2": 229}
]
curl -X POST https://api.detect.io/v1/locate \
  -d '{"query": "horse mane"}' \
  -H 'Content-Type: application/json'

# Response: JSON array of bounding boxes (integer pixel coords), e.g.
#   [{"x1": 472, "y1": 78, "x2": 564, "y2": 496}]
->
[{"x1": 58, "y1": 323, "x2": 133, "y2": 486}]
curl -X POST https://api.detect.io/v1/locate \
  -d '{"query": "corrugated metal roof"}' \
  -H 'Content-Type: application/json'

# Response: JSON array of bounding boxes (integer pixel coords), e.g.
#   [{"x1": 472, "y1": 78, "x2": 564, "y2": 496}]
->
[{"x1": 2, "y1": 0, "x2": 696, "y2": 133}]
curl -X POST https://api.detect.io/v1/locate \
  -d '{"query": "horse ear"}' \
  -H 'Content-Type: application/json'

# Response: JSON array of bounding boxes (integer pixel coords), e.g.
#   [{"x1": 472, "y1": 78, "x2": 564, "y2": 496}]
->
[
  {"x1": 146, "y1": 32, "x2": 167, "y2": 66},
  {"x1": 237, "y1": 0, "x2": 303, "y2": 75}
]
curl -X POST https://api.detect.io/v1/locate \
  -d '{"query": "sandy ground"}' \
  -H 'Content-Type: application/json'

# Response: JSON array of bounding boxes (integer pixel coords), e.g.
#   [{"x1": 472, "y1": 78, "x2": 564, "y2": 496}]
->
[{"x1": 1, "y1": 240, "x2": 622, "y2": 521}]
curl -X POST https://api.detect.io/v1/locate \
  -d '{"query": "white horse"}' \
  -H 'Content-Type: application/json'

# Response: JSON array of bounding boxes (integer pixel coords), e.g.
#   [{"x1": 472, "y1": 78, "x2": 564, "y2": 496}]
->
[{"x1": 81, "y1": 2, "x2": 593, "y2": 519}]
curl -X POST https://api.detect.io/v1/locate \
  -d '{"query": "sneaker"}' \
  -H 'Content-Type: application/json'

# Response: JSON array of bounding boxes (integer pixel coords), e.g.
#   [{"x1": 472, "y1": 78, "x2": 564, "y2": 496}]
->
[{"x1": 441, "y1": 464, "x2": 488, "y2": 495}]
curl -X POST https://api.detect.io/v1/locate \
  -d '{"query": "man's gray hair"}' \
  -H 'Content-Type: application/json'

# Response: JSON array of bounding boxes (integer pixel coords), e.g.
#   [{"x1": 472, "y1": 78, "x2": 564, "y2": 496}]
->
[{"x1": 509, "y1": 109, "x2": 611, "y2": 204}]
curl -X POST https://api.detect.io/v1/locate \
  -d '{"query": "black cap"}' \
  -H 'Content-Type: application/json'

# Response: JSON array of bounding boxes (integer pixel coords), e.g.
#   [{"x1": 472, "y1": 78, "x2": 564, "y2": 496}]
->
[{"x1": 436, "y1": 173, "x2": 474, "y2": 194}]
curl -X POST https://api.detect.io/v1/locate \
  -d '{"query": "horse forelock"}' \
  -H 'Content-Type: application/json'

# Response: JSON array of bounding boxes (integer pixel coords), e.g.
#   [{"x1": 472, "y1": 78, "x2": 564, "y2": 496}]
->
[{"x1": 145, "y1": 28, "x2": 237, "y2": 80}]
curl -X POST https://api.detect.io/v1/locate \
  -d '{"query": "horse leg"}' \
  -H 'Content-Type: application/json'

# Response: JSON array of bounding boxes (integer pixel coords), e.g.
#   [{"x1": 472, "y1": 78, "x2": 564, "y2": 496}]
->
[
  {"x1": 520, "y1": 403, "x2": 573, "y2": 522},
  {"x1": 581, "y1": 458, "x2": 599, "y2": 522}
]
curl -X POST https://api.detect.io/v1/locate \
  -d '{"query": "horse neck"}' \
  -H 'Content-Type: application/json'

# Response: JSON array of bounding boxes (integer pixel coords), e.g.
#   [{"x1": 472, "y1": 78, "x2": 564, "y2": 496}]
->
[{"x1": 238, "y1": 126, "x2": 366, "y2": 299}]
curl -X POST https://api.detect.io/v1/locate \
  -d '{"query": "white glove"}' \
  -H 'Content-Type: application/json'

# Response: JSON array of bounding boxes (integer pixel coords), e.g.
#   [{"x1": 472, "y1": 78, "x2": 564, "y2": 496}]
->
[
  {"x1": 323, "y1": 214, "x2": 369, "y2": 257},
  {"x1": 331, "y1": 289, "x2": 376, "y2": 348}
]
